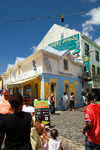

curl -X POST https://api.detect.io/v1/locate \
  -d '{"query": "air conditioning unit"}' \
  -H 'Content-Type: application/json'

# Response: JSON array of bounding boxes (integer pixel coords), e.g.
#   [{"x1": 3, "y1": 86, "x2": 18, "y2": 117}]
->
[{"x1": 82, "y1": 72, "x2": 88, "y2": 79}]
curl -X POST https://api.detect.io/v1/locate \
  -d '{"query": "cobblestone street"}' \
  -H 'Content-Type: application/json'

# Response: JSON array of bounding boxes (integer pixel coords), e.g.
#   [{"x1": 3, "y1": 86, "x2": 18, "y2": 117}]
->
[{"x1": 46, "y1": 108, "x2": 85, "y2": 150}]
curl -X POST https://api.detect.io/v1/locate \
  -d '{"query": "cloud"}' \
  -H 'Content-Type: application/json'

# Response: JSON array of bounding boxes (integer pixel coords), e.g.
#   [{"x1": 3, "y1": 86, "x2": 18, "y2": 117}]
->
[
  {"x1": 64, "y1": 24, "x2": 69, "y2": 28},
  {"x1": 82, "y1": 7, "x2": 100, "y2": 39},
  {"x1": 82, "y1": 31, "x2": 92, "y2": 39},
  {"x1": 30, "y1": 46, "x2": 36, "y2": 53},
  {"x1": 89, "y1": 0, "x2": 98, "y2": 3},
  {"x1": 94, "y1": 37, "x2": 100, "y2": 46}
]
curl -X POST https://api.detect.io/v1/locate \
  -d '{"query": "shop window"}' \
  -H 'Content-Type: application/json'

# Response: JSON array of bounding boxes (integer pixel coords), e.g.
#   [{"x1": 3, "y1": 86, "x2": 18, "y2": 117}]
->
[
  {"x1": 95, "y1": 50, "x2": 99, "y2": 61},
  {"x1": 85, "y1": 43, "x2": 89, "y2": 55},
  {"x1": 92, "y1": 65, "x2": 95, "y2": 75},
  {"x1": 64, "y1": 59, "x2": 68, "y2": 70},
  {"x1": 97, "y1": 67, "x2": 99, "y2": 74}
]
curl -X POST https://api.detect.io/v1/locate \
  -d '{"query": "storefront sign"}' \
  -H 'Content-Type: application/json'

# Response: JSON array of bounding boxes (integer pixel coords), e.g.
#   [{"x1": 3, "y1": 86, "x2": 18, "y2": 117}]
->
[
  {"x1": 48, "y1": 34, "x2": 80, "y2": 51},
  {"x1": 34, "y1": 101, "x2": 50, "y2": 127},
  {"x1": 83, "y1": 55, "x2": 90, "y2": 77}
]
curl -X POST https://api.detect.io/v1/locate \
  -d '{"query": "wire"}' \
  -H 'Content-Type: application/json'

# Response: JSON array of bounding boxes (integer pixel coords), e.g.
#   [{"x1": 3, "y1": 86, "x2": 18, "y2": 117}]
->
[{"x1": 0, "y1": 11, "x2": 86, "y2": 24}]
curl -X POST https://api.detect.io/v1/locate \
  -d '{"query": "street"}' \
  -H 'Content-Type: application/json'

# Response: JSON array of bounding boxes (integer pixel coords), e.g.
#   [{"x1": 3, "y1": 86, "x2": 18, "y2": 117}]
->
[{"x1": 46, "y1": 108, "x2": 85, "y2": 150}]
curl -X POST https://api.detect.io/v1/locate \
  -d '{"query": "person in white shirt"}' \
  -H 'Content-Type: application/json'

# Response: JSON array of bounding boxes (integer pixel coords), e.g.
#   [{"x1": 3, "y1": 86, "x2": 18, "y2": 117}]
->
[
  {"x1": 22, "y1": 94, "x2": 35, "y2": 116},
  {"x1": 62, "y1": 92, "x2": 68, "y2": 111},
  {"x1": 43, "y1": 129, "x2": 64, "y2": 150}
]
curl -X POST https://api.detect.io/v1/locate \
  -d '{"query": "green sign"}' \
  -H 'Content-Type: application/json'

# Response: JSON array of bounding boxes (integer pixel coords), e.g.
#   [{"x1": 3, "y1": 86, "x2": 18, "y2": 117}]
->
[
  {"x1": 34, "y1": 101, "x2": 48, "y2": 109},
  {"x1": 48, "y1": 34, "x2": 80, "y2": 51},
  {"x1": 83, "y1": 55, "x2": 90, "y2": 77}
]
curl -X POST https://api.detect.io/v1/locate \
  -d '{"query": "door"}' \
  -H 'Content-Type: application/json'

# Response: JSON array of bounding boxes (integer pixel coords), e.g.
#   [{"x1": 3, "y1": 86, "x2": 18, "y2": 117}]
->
[
  {"x1": 65, "y1": 85, "x2": 69, "y2": 100},
  {"x1": 35, "y1": 83, "x2": 38, "y2": 98},
  {"x1": 51, "y1": 83, "x2": 56, "y2": 107}
]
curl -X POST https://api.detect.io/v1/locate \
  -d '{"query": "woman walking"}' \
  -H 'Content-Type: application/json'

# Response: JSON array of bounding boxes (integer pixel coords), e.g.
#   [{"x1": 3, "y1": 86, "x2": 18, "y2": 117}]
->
[
  {"x1": 62, "y1": 92, "x2": 68, "y2": 111},
  {"x1": 50, "y1": 93, "x2": 56, "y2": 114},
  {"x1": 69, "y1": 92, "x2": 75, "y2": 111}
]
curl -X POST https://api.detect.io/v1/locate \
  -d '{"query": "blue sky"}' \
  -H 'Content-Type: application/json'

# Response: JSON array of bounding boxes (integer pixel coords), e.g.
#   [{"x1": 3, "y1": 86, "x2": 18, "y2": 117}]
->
[{"x1": 0, "y1": 0, "x2": 100, "y2": 74}]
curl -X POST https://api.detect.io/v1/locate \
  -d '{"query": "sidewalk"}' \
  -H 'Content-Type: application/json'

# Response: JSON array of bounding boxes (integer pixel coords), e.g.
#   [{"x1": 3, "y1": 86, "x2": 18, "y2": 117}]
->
[{"x1": 46, "y1": 108, "x2": 85, "y2": 150}]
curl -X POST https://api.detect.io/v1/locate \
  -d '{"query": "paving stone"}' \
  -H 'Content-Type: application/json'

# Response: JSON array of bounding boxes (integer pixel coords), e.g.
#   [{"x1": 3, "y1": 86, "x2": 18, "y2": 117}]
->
[{"x1": 45, "y1": 108, "x2": 85, "y2": 150}]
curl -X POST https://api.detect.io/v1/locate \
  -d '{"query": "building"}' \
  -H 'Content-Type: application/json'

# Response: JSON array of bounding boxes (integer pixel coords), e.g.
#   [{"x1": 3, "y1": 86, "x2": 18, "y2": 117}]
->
[
  {"x1": 1, "y1": 47, "x2": 83, "y2": 110},
  {"x1": 36, "y1": 24, "x2": 100, "y2": 100}
]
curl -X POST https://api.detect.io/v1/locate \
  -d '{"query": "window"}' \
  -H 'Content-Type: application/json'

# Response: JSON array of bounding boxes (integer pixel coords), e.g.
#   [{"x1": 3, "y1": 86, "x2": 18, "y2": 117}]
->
[
  {"x1": 18, "y1": 66, "x2": 20, "y2": 75},
  {"x1": 92, "y1": 65, "x2": 95, "y2": 75},
  {"x1": 85, "y1": 43, "x2": 89, "y2": 55},
  {"x1": 95, "y1": 50, "x2": 99, "y2": 61},
  {"x1": 97, "y1": 67, "x2": 99, "y2": 74},
  {"x1": 64, "y1": 59, "x2": 68, "y2": 70}
]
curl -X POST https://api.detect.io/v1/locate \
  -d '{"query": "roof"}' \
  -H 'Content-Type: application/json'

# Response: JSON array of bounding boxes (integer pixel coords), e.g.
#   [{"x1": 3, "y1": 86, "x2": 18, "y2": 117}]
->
[
  {"x1": 8, "y1": 64, "x2": 14, "y2": 69},
  {"x1": 16, "y1": 57, "x2": 25, "y2": 63},
  {"x1": 42, "y1": 46, "x2": 69, "y2": 56}
]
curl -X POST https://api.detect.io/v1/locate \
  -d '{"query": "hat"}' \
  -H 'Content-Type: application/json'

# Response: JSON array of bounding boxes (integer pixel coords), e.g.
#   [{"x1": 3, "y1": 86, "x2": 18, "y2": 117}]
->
[{"x1": 86, "y1": 91, "x2": 95, "y2": 99}]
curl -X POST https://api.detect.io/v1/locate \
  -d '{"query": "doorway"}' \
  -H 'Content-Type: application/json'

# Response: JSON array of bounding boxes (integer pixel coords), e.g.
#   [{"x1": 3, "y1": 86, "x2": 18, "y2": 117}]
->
[
  {"x1": 65, "y1": 85, "x2": 69, "y2": 99},
  {"x1": 35, "y1": 83, "x2": 38, "y2": 99},
  {"x1": 51, "y1": 83, "x2": 56, "y2": 107}
]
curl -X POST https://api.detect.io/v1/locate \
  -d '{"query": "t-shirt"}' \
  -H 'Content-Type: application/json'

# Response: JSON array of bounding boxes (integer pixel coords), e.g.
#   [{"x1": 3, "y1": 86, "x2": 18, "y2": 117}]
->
[
  {"x1": 49, "y1": 138, "x2": 60, "y2": 150},
  {"x1": 70, "y1": 95, "x2": 74, "y2": 101},
  {"x1": 85, "y1": 103, "x2": 100, "y2": 145},
  {"x1": 63, "y1": 95, "x2": 68, "y2": 102},
  {"x1": 0, "y1": 111, "x2": 32, "y2": 150},
  {"x1": 22, "y1": 105, "x2": 35, "y2": 113},
  {"x1": 0, "y1": 97, "x2": 13, "y2": 114}
]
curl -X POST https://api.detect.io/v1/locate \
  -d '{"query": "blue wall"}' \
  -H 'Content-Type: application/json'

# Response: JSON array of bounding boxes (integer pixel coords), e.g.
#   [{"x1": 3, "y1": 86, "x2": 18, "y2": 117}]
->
[{"x1": 42, "y1": 73, "x2": 83, "y2": 110}]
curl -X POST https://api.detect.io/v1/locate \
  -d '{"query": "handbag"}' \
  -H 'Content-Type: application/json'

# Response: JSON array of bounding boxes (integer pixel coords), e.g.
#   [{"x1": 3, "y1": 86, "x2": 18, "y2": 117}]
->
[{"x1": 44, "y1": 140, "x2": 48, "y2": 149}]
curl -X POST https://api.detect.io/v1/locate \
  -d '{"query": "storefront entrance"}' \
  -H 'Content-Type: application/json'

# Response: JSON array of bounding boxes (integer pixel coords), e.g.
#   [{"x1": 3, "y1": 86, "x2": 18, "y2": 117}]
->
[{"x1": 51, "y1": 83, "x2": 57, "y2": 107}]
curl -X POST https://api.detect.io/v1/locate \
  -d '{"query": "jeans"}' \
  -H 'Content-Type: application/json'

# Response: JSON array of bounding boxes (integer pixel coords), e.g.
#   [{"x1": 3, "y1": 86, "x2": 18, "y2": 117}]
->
[
  {"x1": 62, "y1": 100, "x2": 66, "y2": 110},
  {"x1": 85, "y1": 135, "x2": 100, "y2": 150},
  {"x1": 50, "y1": 103, "x2": 55, "y2": 114}
]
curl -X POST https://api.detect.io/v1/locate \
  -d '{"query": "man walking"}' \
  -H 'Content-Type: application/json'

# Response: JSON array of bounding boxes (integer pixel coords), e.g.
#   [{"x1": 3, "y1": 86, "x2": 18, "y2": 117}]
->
[{"x1": 82, "y1": 91, "x2": 100, "y2": 150}]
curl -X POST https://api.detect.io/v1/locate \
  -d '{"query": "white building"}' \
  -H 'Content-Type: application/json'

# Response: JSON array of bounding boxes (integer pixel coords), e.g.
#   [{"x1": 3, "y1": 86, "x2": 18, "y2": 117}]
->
[
  {"x1": 1, "y1": 47, "x2": 83, "y2": 110},
  {"x1": 36, "y1": 24, "x2": 100, "y2": 100}
]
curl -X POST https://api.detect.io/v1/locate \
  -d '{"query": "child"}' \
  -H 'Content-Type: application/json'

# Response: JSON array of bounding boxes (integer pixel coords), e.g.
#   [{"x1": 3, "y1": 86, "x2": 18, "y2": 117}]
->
[
  {"x1": 43, "y1": 129, "x2": 64, "y2": 150},
  {"x1": 35, "y1": 114, "x2": 47, "y2": 150}
]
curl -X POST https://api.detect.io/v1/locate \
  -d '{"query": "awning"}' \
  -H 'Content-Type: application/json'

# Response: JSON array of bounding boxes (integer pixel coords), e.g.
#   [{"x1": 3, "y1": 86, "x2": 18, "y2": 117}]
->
[{"x1": 7, "y1": 75, "x2": 40, "y2": 87}]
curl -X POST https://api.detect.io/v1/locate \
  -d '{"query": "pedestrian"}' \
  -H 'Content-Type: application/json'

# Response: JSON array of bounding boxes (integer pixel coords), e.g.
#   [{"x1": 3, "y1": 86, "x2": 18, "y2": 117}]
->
[
  {"x1": 68, "y1": 92, "x2": 75, "y2": 111},
  {"x1": 82, "y1": 91, "x2": 100, "y2": 150},
  {"x1": 0, "y1": 92, "x2": 32, "y2": 150},
  {"x1": 22, "y1": 94, "x2": 35, "y2": 116},
  {"x1": 0, "y1": 88, "x2": 13, "y2": 120},
  {"x1": 62, "y1": 92, "x2": 68, "y2": 111},
  {"x1": 81, "y1": 93, "x2": 86, "y2": 107},
  {"x1": 43, "y1": 129, "x2": 64, "y2": 150},
  {"x1": 50, "y1": 93, "x2": 56, "y2": 114},
  {"x1": 48, "y1": 94, "x2": 51, "y2": 112},
  {"x1": 35, "y1": 114, "x2": 47, "y2": 150},
  {"x1": 34, "y1": 96, "x2": 38, "y2": 101}
]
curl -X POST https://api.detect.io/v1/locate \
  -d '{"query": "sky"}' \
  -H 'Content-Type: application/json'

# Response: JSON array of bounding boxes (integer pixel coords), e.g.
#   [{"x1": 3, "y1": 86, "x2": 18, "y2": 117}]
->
[{"x1": 0, "y1": 0, "x2": 100, "y2": 75}]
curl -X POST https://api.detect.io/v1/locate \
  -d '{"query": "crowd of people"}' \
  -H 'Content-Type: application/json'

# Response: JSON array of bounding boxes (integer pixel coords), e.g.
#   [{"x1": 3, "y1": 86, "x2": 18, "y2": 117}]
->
[{"x1": 0, "y1": 88, "x2": 100, "y2": 150}]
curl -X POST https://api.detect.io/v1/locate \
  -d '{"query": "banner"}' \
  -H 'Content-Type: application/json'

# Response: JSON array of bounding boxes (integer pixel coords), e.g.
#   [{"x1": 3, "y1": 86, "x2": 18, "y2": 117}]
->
[
  {"x1": 48, "y1": 34, "x2": 80, "y2": 51},
  {"x1": 83, "y1": 55, "x2": 90, "y2": 77},
  {"x1": 34, "y1": 101, "x2": 50, "y2": 128}
]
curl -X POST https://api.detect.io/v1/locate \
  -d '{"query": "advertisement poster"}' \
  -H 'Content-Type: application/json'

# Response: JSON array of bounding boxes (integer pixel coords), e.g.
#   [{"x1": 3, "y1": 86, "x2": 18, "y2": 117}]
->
[
  {"x1": 34, "y1": 101, "x2": 50, "y2": 128},
  {"x1": 83, "y1": 55, "x2": 90, "y2": 77}
]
